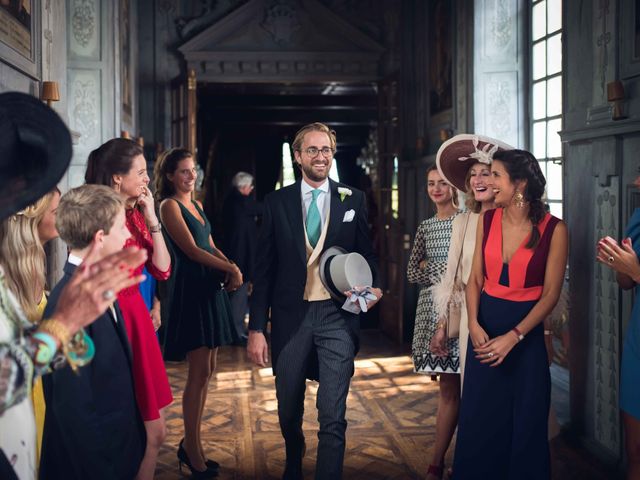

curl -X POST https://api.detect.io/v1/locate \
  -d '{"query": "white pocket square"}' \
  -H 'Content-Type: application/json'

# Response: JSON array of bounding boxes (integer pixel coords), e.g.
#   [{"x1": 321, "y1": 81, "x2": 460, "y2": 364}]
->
[{"x1": 343, "y1": 209, "x2": 355, "y2": 223}]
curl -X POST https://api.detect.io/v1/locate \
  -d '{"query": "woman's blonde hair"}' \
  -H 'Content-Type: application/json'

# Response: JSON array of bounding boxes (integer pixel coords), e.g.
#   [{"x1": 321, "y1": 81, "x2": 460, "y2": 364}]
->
[
  {"x1": 464, "y1": 167, "x2": 482, "y2": 213},
  {"x1": 0, "y1": 189, "x2": 60, "y2": 321}
]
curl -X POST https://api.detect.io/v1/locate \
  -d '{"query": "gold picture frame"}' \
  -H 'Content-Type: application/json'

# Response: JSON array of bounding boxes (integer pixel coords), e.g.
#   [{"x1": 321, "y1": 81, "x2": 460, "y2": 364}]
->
[{"x1": 0, "y1": 0, "x2": 40, "y2": 79}]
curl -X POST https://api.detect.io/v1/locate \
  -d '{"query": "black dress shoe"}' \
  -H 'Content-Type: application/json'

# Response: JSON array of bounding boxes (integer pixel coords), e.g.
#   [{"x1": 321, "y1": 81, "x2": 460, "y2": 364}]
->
[{"x1": 282, "y1": 463, "x2": 303, "y2": 480}]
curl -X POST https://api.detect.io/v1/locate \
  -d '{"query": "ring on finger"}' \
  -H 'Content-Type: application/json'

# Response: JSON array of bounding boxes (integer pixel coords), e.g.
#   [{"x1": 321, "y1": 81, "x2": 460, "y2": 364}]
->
[
  {"x1": 102, "y1": 289, "x2": 115, "y2": 301},
  {"x1": 608, "y1": 256, "x2": 614, "y2": 263},
  {"x1": 487, "y1": 352, "x2": 495, "y2": 358}
]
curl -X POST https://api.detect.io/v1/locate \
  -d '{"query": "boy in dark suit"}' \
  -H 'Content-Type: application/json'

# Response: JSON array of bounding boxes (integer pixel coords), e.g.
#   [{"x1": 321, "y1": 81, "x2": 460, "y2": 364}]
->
[{"x1": 40, "y1": 185, "x2": 146, "y2": 480}]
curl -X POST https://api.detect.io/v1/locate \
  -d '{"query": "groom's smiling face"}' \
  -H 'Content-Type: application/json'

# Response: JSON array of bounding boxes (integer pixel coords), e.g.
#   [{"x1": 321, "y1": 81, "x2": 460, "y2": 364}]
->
[{"x1": 295, "y1": 131, "x2": 334, "y2": 184}]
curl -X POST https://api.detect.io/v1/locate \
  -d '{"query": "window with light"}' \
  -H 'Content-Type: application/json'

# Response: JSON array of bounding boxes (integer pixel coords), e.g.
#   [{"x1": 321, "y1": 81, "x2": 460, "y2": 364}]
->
[{"x1": 531, "y1": 0, "x2": 563, "y2": 218}]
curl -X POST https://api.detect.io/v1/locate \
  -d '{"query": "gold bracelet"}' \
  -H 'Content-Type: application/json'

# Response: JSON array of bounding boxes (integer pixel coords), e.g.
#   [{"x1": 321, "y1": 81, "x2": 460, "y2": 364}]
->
[
  {"x1": 39, "y1": 318, "x2": 71, "y2": 345},
  {"x1": 39, "y1": 318, "x2": 90, "y2": 373}
]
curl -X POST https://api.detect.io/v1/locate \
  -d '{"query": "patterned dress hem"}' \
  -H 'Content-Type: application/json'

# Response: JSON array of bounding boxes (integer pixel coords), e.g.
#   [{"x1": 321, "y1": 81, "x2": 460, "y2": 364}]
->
[{"x1": 413, "y1": 353, "x2": 460, "y2": 374}]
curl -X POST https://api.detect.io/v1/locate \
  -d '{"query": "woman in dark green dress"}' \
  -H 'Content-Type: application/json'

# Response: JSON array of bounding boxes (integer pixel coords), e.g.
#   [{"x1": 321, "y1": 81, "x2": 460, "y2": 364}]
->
[{"x1": 156, "y1": 148, "x2": 242, "y2": 478}]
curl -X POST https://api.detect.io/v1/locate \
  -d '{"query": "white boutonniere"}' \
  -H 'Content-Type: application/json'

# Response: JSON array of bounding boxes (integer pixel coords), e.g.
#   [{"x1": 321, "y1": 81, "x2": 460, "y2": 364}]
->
[{"x1": 338, "y1": 187, "x2": 352, "y2": 202}]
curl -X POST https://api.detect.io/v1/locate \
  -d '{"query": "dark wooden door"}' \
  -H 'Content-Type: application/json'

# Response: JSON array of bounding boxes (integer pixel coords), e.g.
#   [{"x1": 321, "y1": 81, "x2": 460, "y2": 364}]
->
[
  {"x1": 170, "y1": 69, "x2": 197, "y2": 155},
  {"x1": 377, "y1": 76, "x2": 404, "y2": 343}
]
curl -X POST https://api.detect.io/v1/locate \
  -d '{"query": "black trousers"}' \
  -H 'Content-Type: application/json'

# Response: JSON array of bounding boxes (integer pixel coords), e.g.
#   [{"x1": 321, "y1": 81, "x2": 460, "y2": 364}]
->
[{"x1": 275, "y1": 300, "x2": 355, "y2": 480}]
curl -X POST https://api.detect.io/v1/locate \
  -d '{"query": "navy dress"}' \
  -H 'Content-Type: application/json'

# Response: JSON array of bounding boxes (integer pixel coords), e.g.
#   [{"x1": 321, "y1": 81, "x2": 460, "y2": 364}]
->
[{"x1": 453, "y1": 209, "x2": 560, "y2": 480}]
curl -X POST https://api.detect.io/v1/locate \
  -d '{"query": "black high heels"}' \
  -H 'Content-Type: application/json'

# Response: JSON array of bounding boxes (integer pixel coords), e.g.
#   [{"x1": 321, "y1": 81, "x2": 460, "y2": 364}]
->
[{"x1": 177, "y1": 439, "x2": 219, "y2": 478}]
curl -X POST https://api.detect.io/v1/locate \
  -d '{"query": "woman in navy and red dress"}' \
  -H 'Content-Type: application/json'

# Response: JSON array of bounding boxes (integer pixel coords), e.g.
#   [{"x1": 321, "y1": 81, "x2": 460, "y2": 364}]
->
[
  {"x1": 452, "y1": 149, "x2": 568, "y2": 480},
  {"x1": 86, "y1": 138, "x2": 173, "y2": 480}
]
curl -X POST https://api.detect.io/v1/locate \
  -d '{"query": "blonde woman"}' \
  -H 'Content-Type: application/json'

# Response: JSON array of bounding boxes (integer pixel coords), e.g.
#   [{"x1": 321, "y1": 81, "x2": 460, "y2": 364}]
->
[
  {"x1": 432, "y1": 135, "x2": 512, "y2": 384},
  {"x1": 0, "y1": 188, "x2": 60, "y2": 465}
]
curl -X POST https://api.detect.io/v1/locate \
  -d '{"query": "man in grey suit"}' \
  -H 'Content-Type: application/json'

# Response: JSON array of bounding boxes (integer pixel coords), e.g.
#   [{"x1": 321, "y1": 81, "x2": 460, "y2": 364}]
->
[{"x1": 247, "y1": 123, "x2": 382, "y2": 479}]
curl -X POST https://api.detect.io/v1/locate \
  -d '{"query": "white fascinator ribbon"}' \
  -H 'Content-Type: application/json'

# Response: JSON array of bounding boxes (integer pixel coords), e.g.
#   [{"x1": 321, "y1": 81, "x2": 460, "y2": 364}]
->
[{"x1": 457, "y1": 136, "x2": 499, "y2": 165}]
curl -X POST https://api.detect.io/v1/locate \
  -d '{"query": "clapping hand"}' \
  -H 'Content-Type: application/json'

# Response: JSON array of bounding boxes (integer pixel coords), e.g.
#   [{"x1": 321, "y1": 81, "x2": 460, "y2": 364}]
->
[
  {"x1": 52, "y1": 242, "x2": 147, "y2": 334},
  {"x1": 597, "y1": 236, "x2": 640, "y2": 280}
]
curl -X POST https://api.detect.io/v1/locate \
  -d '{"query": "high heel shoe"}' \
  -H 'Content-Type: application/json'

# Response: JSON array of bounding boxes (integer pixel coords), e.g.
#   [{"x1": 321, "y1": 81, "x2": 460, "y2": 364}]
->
[
  {"x1": 178, "y1": 438, "x2": 220, "y2": 471},
  {"x1": 177, "y1": 439, "x2": 218, "y2": 478}
]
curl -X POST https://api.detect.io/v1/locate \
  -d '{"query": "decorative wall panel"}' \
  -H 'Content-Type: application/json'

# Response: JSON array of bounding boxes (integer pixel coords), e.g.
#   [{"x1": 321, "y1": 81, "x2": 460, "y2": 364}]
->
[
  {"x1": 68, "y1": 0, "x2": 100, "y2": 61},
  {"x1": 482, "y1": 71, "x2": 517, "y2": 145},
  {"x1": 480, "y1": 0, "x2": 515, "y2": 61},
  {"x1": 593, "y1": 179, "x2": 621, "y2": 456},
  {"x1": 473, "y1": 0, "x2": 524, "y2": 147},
  {"x1": 68, "y1": 69, "x2": 101, "y2": 159}
]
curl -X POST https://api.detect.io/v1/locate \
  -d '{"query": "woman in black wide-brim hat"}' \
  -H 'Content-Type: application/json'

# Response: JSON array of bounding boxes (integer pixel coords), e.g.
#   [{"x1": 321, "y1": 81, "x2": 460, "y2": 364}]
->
[{"x1": 0, "y1": 92, "x2": 147, "y2": 480}]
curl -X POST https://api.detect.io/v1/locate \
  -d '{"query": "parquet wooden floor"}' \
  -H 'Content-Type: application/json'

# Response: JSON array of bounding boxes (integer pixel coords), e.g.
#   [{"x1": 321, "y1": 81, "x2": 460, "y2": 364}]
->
[{"x1": 155, "y1": 332, "x2": 616, "y2": 480}]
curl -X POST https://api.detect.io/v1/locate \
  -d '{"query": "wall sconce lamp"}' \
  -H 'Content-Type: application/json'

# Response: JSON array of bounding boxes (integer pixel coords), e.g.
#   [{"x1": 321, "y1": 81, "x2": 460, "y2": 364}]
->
[
  {"x1": 607, "y1": 80, "x2": 627, "y2": 120},
  {"x1": 41, "y1": 81, "x2": 60, "y2": 108},
  {"x1": 439, "y1": 128, "x2": 453, "y2": 142}
]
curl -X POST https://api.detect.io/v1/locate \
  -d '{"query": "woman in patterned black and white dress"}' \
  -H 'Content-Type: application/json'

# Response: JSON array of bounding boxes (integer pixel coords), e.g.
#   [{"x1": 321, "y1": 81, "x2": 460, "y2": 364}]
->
[{"x1": 407, "y1": 164, "x2": 460, "y2": 479}]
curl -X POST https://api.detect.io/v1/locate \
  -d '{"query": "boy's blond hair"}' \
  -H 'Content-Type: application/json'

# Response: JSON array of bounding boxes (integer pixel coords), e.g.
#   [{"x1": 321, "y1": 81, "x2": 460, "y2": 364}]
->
[{"x1": 56, "y1": 185, "x2": 124, "y2": 250}]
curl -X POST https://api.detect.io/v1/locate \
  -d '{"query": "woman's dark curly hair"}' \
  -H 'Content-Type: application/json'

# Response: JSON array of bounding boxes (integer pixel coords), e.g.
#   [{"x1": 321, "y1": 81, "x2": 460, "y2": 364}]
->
[{"x1": 492, "y1": 149, "x2": 547, "y2": 249}]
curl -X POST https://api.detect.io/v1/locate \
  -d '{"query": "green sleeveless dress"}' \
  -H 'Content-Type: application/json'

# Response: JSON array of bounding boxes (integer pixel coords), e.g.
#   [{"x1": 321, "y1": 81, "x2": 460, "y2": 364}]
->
[{"x1": 161, "y1": 199, "x2": 237, "y2": 361}]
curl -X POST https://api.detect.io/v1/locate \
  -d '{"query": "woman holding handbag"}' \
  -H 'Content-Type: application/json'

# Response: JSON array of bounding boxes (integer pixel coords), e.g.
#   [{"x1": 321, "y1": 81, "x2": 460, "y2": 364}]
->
[
  {"x1": 407, "y1": 164, "x2": 460, "y2": 479},
  {"x1": 431, "y1": 135, "x2": 512, "y2": 384},
  {"x1": 156, "y1": 148, "x2": 242, "y2": 478}
]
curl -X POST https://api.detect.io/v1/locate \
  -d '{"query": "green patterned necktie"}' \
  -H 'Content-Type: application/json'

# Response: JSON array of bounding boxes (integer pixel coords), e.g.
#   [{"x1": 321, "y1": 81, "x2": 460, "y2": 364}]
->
[{"x1": 306, "y1": 189, "x2": 322, "y2": 247}]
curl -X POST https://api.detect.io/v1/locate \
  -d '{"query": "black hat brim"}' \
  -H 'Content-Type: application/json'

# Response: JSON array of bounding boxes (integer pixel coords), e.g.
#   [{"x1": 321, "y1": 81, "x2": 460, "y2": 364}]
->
[{"x1": 0, "y1": 92, "x2": 72, "y2": 221}]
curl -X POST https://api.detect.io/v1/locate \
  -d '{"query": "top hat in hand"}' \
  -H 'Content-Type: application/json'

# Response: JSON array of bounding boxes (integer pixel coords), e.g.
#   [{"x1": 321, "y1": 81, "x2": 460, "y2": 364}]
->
[{"x1": 319, "y1": 246, "x2": 373, "y2": 301}]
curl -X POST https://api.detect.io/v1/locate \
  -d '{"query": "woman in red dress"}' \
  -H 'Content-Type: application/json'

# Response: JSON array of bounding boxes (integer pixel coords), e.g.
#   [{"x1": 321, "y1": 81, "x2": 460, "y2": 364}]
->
[{"x1": 85, "y1": 138, "x2": 172, "y2": 480}]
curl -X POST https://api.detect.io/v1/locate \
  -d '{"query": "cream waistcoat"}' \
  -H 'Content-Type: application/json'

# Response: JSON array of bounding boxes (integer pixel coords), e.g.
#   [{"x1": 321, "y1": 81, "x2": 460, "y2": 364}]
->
[{"x1": 303, "y1": 205, "x2": 332, "y2": 301}]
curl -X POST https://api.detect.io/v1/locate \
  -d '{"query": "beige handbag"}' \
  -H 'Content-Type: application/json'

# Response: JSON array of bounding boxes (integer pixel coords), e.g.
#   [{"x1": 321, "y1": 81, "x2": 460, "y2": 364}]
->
[{"x1": 445, "y1": 214, "x2": 471, "y2": 339}]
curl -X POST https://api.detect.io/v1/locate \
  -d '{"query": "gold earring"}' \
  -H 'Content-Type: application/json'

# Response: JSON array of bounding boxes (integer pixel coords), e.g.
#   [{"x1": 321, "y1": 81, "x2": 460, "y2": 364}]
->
[{"x1": 514, "y1": 190, "x2": 525, "y2": 208}]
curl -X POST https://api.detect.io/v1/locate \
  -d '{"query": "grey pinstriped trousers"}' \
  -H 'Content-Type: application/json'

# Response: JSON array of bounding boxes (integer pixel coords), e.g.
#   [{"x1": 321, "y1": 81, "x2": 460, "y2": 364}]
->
[{"x1": 275, "y1": 299, "x2": 355, "y2": 480}]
